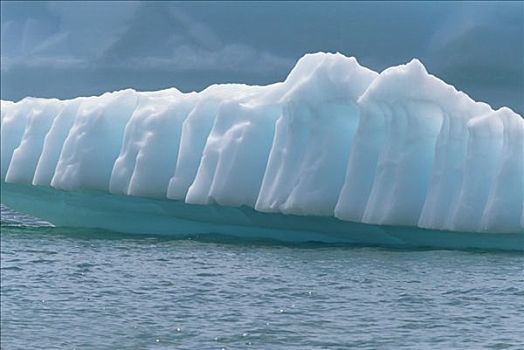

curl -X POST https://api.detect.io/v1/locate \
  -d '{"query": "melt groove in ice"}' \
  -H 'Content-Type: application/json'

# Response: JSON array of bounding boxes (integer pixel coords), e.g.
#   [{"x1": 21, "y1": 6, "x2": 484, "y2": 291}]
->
[{"x1": 1, "y1": 53, "x2": 523, "y2": 233}]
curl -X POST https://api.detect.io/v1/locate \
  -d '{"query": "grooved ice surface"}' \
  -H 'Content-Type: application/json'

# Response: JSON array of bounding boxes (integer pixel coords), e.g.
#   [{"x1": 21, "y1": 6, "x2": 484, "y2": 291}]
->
[{"x1": 1, "y1": 53, "x2": 523, "y2": 233}]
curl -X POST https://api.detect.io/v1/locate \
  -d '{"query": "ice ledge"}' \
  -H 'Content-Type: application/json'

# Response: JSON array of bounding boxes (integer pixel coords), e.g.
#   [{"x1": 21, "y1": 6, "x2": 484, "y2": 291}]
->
[{"x1": 2, "y1": 182, "x2": 522, "y2": 251}]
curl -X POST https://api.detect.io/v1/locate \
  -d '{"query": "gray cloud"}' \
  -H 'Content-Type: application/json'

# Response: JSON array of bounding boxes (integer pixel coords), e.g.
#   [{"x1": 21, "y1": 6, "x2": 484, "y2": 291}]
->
[
  {"x1": 96, "y1": 2, "x2": 292, "y2": 74},
  {"x1": 1, "y1": 1, "x2": 522, "y2": 113}
]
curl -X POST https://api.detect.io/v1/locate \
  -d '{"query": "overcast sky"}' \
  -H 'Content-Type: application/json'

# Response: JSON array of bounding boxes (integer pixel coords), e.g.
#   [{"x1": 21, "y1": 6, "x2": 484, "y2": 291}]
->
[{"x1": 1, "y1": 1, "x2": 522, "y2": 113}]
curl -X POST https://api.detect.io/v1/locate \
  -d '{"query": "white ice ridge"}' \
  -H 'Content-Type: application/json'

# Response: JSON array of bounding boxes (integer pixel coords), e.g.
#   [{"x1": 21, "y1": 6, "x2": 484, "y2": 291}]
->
[{"x1": 1, "y1": 53, "x2": 523, "y2": 233}]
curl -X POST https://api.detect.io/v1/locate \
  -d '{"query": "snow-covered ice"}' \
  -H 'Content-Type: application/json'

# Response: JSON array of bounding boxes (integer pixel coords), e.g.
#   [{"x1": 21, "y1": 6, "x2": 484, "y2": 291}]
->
[{"x1": 1, "y1": 52, "x2": 523, "y2": 234}]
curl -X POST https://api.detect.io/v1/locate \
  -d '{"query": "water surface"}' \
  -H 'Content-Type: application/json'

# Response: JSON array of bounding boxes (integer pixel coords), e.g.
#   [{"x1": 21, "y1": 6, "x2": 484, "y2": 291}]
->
[{"x1": 1, "y1": 206, "x2": 523, "y2": 349}]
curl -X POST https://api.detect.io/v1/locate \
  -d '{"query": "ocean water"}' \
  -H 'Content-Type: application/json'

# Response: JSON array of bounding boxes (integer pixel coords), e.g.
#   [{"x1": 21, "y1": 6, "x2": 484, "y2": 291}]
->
[{"x1": 1, "y1": 206, "x2": 523, "y2": 350}]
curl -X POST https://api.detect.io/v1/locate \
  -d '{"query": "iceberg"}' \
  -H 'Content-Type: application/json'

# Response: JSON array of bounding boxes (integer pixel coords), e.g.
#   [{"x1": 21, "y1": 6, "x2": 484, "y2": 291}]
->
[{"x1": 1, "y1": 53, "x2": 523, "y2": 250}]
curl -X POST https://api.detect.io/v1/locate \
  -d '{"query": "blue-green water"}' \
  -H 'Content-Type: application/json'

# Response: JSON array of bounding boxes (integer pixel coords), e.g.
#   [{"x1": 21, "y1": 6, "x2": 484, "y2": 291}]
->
[{"x1": 1, "y1": 208, "x2": 523, "y2": 349}]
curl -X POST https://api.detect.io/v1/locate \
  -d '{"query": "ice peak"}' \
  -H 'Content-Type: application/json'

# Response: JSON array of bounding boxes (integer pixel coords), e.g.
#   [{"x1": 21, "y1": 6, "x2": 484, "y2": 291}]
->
[{"x1": 404, "y1": 58, "x2": 428, "y2": 74}]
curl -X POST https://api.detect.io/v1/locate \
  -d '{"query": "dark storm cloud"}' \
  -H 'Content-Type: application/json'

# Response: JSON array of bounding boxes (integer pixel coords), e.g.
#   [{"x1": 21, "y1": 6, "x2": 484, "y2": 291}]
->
[{"x1": 1, "y1": 1, "x2": 522, "y2": 113}]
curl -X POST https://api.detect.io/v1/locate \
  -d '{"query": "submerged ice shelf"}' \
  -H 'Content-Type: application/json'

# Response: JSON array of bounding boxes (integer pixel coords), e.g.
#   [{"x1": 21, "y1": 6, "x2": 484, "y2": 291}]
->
[
  {"x1": 2, "y1": 182, "x2": 522, "y2": 251},
  {"x1": 1, "y1": 52, "x2": 523, "y2": 246}
]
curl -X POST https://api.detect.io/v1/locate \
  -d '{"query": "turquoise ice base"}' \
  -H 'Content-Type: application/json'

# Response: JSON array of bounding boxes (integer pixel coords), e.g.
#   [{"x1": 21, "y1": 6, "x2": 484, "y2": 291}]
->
[{"x1": 1, "y1": 182, "x2": 522, "y2": 251}]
